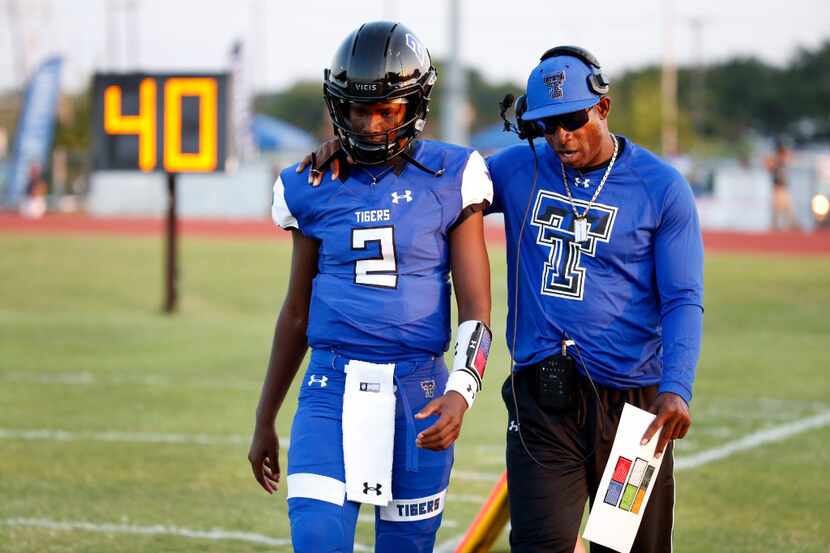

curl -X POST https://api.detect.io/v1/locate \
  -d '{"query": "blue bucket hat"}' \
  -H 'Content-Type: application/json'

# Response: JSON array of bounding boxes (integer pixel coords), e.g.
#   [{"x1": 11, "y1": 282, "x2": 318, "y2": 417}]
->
[{"x1": 522, "y1": 53, "x2": 603, "y2": 121}]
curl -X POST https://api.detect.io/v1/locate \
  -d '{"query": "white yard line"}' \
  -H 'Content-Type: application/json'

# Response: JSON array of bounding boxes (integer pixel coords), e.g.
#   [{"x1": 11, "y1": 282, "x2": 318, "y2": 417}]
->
[
  {"x1": 6, "y1": 412, "x2": 829, "y2": 551},
  {"x1": 0, "y1": 428, "x2": 254, "y2": 447},
  {"x1": 0, "y1": 371, "x2": 257, "y2": 391},
  {"x1": 674, "y1": 410, "x2": 830, "y2": 471},
  {"x1": 1, "y1": 517, "x2": 292, "y2": 547},
  {"x1": 434, "y1": 410, "x2": 830, "y2": 553}
]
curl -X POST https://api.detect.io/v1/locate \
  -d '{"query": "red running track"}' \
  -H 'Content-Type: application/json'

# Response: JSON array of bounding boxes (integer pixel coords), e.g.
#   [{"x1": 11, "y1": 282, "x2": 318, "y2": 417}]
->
[{"x1": 1, "y1": 213, "x2": 828, "y2": 256}]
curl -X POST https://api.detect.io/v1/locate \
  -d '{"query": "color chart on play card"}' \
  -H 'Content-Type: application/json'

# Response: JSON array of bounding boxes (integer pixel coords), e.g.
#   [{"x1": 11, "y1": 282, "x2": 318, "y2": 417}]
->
[{"x1": 603, "y1": 456, "x2": 656, "y2": 514}]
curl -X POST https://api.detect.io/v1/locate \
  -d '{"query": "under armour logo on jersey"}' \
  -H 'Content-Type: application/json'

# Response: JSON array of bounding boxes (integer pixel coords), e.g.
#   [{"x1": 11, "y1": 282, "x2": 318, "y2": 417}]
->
[
  {"x1": 363, "y1": 482, "x2": 382, "y2": 496},
  {"x1": 391, "y1": 190, "x2": 413, "y2": 204},
  {"x1": 307, "y1": 375, "x2": 328, "y2": 388},
  {"x1": 508, "y1": 420, "x2": 520, "y2": 432},
  {"x1": 544, "y1": 71, "x2": 566, "y2": 99},
  {"x1": 420, "y1": 379, "x2": 436, "y2": 399},
  {"x1": 574, "y1": 176, "x2": 591, "y2": 188}
]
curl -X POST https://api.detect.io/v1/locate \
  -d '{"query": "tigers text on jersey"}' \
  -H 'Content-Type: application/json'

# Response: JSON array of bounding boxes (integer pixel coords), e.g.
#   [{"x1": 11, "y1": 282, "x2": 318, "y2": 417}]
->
[
  {"x1": 272, "y1": 141, "x2": 493, "y2": 361},
  {"x1": 487, "y1": 136, "x2": 703, "y2": 400}
]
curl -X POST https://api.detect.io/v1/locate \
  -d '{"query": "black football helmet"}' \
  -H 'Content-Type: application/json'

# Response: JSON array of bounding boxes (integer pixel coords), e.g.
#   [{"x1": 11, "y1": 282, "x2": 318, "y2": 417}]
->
[{"x1": 323, "y1": 22, "x2": 437, "y2": 165}]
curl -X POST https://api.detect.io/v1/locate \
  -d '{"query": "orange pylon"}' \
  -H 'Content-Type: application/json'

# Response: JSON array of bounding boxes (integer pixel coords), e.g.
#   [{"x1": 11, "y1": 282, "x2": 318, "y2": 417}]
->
[{"x1": 453, "y1": 470, "x2": 510, "y2": 553}]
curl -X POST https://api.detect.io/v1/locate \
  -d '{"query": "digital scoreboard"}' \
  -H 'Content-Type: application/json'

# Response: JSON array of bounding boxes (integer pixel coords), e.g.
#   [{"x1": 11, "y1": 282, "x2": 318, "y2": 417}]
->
[{"x1": 92, "y1": 73, "x2": 229, "y2": 173}]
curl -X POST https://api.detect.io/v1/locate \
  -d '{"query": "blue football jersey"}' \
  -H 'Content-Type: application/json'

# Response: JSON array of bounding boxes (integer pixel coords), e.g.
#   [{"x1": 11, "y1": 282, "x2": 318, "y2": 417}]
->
[
  {"x1": 487, "y1": 136, "x2": 703, "y2": 400},
  {"x1": 272, "y1": 141, "x2": 493, "y2": 361}
]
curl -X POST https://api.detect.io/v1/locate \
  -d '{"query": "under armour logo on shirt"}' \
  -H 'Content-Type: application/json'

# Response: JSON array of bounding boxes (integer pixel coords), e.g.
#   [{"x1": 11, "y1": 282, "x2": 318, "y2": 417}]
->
[
  {"x1": 391, "y1": 190, "x2": 413, "y2": 204},
  {"x1": 363, "y1": 482, "x2": 382, "y2": 496},
  {"x1": 574, "y1": 177, "x2": 591, "y2": 188},
  {"x1": 508, "y1": 420, "x2": 520, "y2": 432},
  {"x1": 308, "y1": 375, "x2": 328, "y2": 388}
]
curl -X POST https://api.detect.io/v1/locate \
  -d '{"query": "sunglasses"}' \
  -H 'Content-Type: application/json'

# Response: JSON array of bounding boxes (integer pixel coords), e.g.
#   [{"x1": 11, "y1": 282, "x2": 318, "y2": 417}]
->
[{"x1": 539, "y1": 107, "x2": 593, "y2": 133}]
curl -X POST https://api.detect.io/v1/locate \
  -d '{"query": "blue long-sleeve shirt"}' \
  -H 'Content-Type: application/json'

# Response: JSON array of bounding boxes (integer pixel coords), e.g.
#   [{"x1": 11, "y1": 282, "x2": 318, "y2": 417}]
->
[{"x1": 487, "y1": 136, "x2": 703, "y2": 403}]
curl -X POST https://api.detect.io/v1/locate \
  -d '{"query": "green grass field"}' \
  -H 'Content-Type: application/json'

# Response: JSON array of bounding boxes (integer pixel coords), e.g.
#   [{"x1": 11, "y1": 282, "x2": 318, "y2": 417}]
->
[{"x1": 1, "y1": 233, "x2": 829, "y2": 552}]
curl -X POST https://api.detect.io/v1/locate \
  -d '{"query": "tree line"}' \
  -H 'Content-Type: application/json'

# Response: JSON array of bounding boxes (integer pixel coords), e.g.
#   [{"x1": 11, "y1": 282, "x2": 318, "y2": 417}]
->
[{"x1": 254, "y1": 40, "x2": 830, "y2": 154}]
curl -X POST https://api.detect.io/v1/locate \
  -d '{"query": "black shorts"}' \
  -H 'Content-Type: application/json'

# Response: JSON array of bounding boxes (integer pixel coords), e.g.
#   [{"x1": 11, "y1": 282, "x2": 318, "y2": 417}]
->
[{"x1": 502, "y1": 368, "x2": 675, "y2": 553}]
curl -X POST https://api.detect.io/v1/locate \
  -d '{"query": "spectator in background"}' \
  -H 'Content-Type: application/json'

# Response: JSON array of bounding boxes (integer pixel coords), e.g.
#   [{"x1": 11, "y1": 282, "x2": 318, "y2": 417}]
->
[
  {"x1": 20, "y1": 163, "x2": 48, "y2": 219},
  {"x1": 765, "y1": 139, "x2": 799, "y2": 231}
]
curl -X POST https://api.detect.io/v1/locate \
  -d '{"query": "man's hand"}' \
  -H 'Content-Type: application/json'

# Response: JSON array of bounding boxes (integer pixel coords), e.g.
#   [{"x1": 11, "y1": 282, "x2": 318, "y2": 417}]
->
[
  {"x1": 414, "y1": 391, "x2": 469, "y2": 451},
  {"x1": 640, "y1": 392, "x2": 691, "y2": 458},
  {"x1": 296, "y1": 138, "x2": 348, "y2": 186},
  {"x1": 248, "y1": 423, "x2": 281, "y2": 494}
]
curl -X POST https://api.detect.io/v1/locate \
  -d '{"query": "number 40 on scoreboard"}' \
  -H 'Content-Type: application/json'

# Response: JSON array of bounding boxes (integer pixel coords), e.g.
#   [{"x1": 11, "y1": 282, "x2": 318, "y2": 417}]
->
[{"x1": 92, "y1": 73, "x2": 229, "y2": 173}]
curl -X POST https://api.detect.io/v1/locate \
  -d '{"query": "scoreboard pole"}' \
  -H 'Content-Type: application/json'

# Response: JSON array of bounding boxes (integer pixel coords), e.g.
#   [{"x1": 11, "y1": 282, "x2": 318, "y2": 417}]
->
[
  {"x1": 93, "y1": 72, "x2": 228, "y2": 315},
  {"x1": 164, "y1": 172, "x2": 178, "y2": 313}
]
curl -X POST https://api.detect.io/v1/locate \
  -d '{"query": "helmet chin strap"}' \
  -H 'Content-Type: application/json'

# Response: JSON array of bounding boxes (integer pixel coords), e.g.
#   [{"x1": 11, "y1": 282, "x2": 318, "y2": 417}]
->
[
  {"x1": 345, "y1": 136, "x2": 444, "y2": 178},
  {"x1": 400, "y1": 149, "x2": 444, "y2": 178}
]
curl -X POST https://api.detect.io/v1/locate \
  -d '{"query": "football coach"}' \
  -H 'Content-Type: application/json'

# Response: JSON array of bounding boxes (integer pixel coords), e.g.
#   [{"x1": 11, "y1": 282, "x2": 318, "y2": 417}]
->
[{"x1": 486, "y1": 46, "x2": 704, "y2": 552}]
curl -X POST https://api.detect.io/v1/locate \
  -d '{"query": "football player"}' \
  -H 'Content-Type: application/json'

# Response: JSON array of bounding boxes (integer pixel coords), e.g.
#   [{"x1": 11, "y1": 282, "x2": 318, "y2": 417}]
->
[{"x1": 248, "y1": 22, "x2": 494, "y2": 553}]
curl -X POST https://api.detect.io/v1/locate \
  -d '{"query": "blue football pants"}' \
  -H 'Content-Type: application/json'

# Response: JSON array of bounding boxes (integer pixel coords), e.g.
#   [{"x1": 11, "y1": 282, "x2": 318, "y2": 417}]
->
[{"x1": 286, "y1": 349, "x2": 453, "y2": 553}]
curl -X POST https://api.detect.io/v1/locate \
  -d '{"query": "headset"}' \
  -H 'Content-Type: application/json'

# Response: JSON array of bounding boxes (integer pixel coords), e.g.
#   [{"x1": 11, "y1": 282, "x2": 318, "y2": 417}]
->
[{"x1": 500, "y1": 45, "x2": 610, "y2": 141}]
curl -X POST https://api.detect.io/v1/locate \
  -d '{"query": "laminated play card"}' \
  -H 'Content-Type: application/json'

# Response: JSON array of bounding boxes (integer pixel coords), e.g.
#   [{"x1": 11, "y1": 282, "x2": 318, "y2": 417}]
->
[{"x1": 583, "y1": 403, "x2": 667, "y2": 553}]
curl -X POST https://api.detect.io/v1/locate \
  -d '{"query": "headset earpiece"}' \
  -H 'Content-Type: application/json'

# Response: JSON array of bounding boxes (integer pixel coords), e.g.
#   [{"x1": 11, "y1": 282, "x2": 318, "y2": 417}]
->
[{"x1": 515, "y1": 94, "x2": 544, "y2": 141}]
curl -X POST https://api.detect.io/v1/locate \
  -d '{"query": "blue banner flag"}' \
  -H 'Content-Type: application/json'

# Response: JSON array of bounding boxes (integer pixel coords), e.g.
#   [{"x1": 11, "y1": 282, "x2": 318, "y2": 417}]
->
[{"x1": 4, "y1": 56, "x2": 63, "y2": 206}]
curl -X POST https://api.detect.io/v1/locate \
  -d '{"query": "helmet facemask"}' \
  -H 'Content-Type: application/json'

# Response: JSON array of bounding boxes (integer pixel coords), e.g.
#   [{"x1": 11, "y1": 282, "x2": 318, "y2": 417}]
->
[{"x1": 324, "y1": 89, "x2": 432, "y2": 165}]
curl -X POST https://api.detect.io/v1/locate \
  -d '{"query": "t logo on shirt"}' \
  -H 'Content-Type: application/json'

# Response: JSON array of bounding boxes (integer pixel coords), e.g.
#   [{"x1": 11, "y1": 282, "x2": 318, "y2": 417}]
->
[{"x1": 530, "y1": 190, "x2": 617, "y2": 300}]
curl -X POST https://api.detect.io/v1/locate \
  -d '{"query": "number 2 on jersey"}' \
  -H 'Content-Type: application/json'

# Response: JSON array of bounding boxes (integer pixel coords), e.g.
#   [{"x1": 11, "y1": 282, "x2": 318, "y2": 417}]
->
[{"x1": 351, "y1": 226, "x2": 398, "y2": 288}]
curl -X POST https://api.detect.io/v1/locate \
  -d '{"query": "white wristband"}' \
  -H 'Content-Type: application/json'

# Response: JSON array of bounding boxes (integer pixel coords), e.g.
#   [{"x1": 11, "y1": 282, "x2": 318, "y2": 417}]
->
[{"x1": 446, "y1": 369, "x2": 479, "y2": 408}]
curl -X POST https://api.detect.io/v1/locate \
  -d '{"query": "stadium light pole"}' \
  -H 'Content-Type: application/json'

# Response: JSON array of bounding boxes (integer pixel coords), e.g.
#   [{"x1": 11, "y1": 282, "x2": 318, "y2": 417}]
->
[
  {"x1": 5, "y1": 0, "x2": 26, "y2": 88},
  {"x1": 689, "y1": 17, "x2": 706, "y2": 139},
  {"x1": 105, "y1": 0, "x2": 117, "y2": 70},
  {"x1": 661, "y1": 0, "x2": 678, "y2": 157},
  {"x1": 125, "y1": 0, "x2": 140, "y2": 70},
  {"x1": 441, "y1": 0, "x2": 468, "y2": 146}
]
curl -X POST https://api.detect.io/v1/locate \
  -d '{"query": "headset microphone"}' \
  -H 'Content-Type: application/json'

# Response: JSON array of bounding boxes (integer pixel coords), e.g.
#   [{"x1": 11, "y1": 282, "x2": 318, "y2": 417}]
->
[{"x1": 499, "y1": 93, "x2": 517, "y2": 133}]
